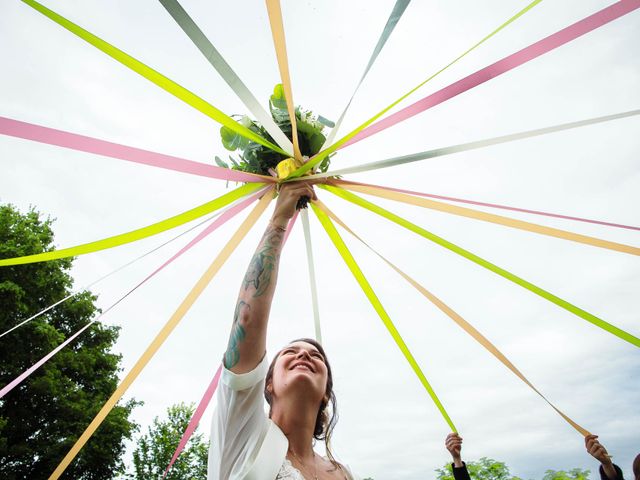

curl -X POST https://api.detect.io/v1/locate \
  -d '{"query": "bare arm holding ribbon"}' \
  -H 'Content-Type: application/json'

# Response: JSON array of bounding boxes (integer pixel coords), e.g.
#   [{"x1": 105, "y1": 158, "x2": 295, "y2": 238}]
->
[
  {"x1": 585, "y1": 434, "x2": 624, "y2": 480},
  {"x1": 223, "y1": 182, "x2": 317, "y2": 374},
  {"x1": 446, "y1": 433, "x2": 471, "y2": 480}
]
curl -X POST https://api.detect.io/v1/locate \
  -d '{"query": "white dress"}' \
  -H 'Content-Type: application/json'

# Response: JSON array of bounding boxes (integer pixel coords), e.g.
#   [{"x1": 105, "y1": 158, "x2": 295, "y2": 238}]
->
[
  {"x1": 207, "y1": 354, "x2": 358, "y2": 480},
  {"x1": 275, "y1": 459, "x2": 305, "y2": 479},
  {"x1": 276, "y1": 458, "x2": 351, "y2": 480}
]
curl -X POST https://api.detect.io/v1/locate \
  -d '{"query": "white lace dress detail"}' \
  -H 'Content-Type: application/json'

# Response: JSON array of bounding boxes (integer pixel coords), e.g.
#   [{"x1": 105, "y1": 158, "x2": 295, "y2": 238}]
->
[
  {"x1": 275, "y1": 458, "x2": 306, "y2": 480},
  {"x1": 276, "y1": 458, "x2": 353, "y2": 480}
]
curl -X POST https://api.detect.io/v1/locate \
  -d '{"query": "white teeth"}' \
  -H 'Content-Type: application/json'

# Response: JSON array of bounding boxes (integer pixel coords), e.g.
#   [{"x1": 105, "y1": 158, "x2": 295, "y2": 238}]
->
[{"x1": 293, "y1": 364, "x2": 311, "y2": 371}]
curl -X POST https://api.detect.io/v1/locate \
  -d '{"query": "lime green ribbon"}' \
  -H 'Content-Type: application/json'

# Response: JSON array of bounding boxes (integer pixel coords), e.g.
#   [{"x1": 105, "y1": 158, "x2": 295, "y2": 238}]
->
[
  {"x1": 0, "y1": 183, "x2": 264, "y2": 266},
  {"x1": 311, "y1": 202, "x2": 457, "y2": 431},
  {"x1": 323, "y1": 185, "x2": 640, "y2": 349},
  {"x1": 21, "y1": 0, "x2": 287, "y2": 156}
]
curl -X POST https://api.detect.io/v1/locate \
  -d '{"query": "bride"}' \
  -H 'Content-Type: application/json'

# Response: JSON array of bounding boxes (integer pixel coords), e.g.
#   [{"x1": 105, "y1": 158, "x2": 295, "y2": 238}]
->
[{"x1": 207, "y1": 182, "x2": 359, "y2": 480}]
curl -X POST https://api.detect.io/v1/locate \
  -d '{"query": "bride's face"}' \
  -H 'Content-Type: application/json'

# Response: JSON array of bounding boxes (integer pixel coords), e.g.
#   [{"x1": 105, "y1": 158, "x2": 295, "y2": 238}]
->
[{"x1": 270, "y1": 341, "x2": 329, "y2": 402}]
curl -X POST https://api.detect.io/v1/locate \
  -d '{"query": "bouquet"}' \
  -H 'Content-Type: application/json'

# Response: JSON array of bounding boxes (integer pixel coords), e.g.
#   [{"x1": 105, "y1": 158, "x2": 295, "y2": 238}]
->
[{"x1": 215, "y1": 84, "x2": 335, "y2": 178}]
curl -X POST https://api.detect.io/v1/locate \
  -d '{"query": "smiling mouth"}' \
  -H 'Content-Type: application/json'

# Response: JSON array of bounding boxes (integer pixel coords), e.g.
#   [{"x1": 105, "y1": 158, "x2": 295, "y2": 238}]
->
[{"x1": 291, "y1": 363, "x2": 314, "y2": 373}]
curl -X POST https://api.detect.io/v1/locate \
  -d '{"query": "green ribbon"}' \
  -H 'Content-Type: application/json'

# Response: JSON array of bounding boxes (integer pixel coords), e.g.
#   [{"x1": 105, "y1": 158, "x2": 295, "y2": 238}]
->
[
  {"x1": 158, "y1": 0, "x2": 294, "y2": 155},
  {"x1": 0, "y1": 183, "x2": 264, "y2": 266},
  {"x1": 323, "y1": 185, "x2": 640, "y2": 349},
  {"x1": 312, "y1": 202, "x2": 457, "y2": 431},
  {"x1": 307, "y1": 109, "x2": 640, "y2": 179},
  {"x1": 21, "y1": 0, "x2": 287, "y2": 156},
  {"x1": 321, "y1": 0, "x2": 412, "y2": 149}
]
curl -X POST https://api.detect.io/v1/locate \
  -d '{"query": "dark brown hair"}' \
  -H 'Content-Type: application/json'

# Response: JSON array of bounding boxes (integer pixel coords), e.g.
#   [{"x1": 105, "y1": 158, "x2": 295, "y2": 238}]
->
[
  {"x1": 264, "y1": 338, "x2": 339, "y2": 464},
  {"x1": 633, "y1": 453, "x2": 640, "y2": 480}
]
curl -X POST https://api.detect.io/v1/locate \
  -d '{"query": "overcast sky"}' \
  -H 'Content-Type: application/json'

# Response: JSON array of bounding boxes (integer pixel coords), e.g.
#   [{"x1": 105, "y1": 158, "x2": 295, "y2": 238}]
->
[{"x1": 1, "y1": 1, "x2": 639, "y2": 479}]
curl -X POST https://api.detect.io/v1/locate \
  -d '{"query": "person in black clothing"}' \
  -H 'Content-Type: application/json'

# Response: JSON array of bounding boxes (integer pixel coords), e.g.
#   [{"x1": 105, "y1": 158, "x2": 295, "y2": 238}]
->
[
  {"x1": 445, "y1": 433, "x2": 470, "y2": 480},
  {"x1": 443, "y1": 431, "x2": 636, "y2": 480},
  {"x1": 585, "y1": 434, "x2": 625, "y2": 480}
]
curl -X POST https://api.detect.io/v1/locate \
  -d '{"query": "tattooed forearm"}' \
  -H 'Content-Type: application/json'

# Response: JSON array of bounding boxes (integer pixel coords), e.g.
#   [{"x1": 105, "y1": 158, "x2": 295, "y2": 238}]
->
[
  {"x1": 224, "y1": 222, "x2": 285, "y2": 371},
  {"x1": 242, "y1": 225, "x2": 284, "y2": 297},
  {"x1": 224, "y1": 300, "x2": 250, "y2": 368}
]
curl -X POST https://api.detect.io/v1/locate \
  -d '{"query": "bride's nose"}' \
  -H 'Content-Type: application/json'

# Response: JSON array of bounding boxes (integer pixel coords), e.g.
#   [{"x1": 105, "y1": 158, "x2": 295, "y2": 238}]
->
[{"x1": 295, "y1": 349, "x2": 311, "y2": 360}]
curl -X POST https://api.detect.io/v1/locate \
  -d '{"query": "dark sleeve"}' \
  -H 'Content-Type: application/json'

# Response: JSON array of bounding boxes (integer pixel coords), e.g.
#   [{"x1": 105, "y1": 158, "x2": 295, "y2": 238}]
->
[
  {"x1": 452, "y1": 462, "x2": 471, "y2": 480},
  {"x1": 599, "y1": 463, "x2": 624, "y2": 480}
]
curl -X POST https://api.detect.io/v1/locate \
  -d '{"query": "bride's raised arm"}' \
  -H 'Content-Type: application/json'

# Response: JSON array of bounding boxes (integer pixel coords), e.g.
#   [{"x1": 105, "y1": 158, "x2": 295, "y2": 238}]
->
[{"x1": 223, "y1": 182, "x2": 317, "y2": 374}]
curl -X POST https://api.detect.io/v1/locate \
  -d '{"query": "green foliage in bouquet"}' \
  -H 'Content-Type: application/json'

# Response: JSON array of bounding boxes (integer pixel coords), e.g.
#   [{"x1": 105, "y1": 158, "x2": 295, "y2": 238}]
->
[{"x1": 216, "y1": 84, "x2": 335, "y2": 176}]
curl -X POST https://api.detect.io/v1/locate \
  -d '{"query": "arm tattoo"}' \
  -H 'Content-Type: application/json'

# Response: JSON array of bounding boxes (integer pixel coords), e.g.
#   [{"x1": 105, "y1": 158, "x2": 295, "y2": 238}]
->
[
  {"x1": 224, "y1": 300, "x2": 249, "y2": 368},
  {"x1": 224, "y1": 225, "x2": 283, "y2": 369},
  {"x1": 242, "y1": 225, "x2": 283, "y2": 298}
]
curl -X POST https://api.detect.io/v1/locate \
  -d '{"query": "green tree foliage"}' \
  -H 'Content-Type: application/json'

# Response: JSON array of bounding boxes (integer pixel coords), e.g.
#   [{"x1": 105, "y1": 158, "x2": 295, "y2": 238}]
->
[
  {"x1": 128, "y1": 402, "x2": 208, "y2": 480},
  {"x1": 0, "y1": 204, "x2": 139, "y2": 479},
  {"x1": 542, "y1": 468, "x2": 590, "y2": 480},
  {"x1": 436, "y1": 457, "x2": 592, "y2": 480},
  {"x1": 436, "y1": 457, "x2": 523, "y2": 480}
]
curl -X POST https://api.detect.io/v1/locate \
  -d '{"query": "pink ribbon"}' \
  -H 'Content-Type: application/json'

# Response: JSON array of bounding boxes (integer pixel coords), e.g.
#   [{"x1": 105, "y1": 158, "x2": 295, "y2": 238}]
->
[
  {"x1": 0, "y1": 116, "x2": 274, "y2": 183},
  {"x1": 343, "y1": 0, "x2": 640, "y2": 147},
  {"x1": 339, "y1": 180, "x2": 640, "y2": 231},
  {"x1": 0, "y1": 188, "x2": 269, "y2": 400},
  {"x1": 0, "y1": 320, "x2": 98, "y2": 400},
  {"x1": 140, "y1": 188, "x2": 271, "y2": 282},
  {"x1": 163, "y1": 365, "x2": 222, "y2": 479},
  {"x1": 283, "y1": 210, "x2": 299, "y2": 246}
]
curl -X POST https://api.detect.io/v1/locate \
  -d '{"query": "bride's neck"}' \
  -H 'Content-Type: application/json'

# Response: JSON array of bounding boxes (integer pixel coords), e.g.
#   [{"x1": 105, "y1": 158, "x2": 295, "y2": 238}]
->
[{"x1": 272, "y1": 396, "x2": 319, "y2": 461}]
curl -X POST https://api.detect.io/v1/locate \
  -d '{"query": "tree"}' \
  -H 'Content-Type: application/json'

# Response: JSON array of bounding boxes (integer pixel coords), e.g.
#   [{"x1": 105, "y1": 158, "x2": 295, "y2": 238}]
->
[
  {"x1": 436, "y1": 457, "x2": 522, "y2": 480},
  {"x1": 542, "y1": 469, "x2": 590, "y2": 480},
  {"x1": 0, "y1": 204, "x2": 139, "y2": 479},
  {"x1": 435, "y1": 457, "x2": 593, "y2": 480},
  {"x1": 129, "y1": 402, "x2": 208, "y2": 479}
]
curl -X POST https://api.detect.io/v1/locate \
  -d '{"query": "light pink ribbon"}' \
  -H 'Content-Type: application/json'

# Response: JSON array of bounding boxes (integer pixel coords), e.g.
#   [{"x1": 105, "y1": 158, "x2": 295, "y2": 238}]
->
[
  {"x1": 343, "y1": 0, "x2": 640, "y2": 147},
  {"x1": 0, "y1": 187, "x2": 269, "y2": 400},
  {"x1": 0, "y1": 116, "x2": 274, "y2": 183},
  {"x1": 283, "y1": 210, "x2": 299, "y2": 246},
  {"x1": 339, "y1": 180, "x2": 640, "y2": 231},
  {"x1": 163, "y1": 365, "x2": 222, "y2": 479}
]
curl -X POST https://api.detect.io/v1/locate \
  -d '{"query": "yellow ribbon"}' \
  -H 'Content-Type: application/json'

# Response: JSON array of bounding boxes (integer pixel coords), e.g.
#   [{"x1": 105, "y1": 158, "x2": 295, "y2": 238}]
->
[
  {"x1": 0, "y1": 183, "x2": 264, "y2": 267},
  {"x1": 311, "y1": 202, "x2": 457, "y2": 432},
  {"x1": 48, "y1": 191, "x2": 273, "y2": 479},
  {"x1": 337, "y1": 181, "x2": 640, "y2": 256},
  {"x1": 22, "y1": 0, "x2": 287, "y2": 156},
  {"x1": 265, "y1": 0, "x2": 302, "y2": 160},
  {"x1": 315, "y1": 199, "x2": 590, "y2": 436}
]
